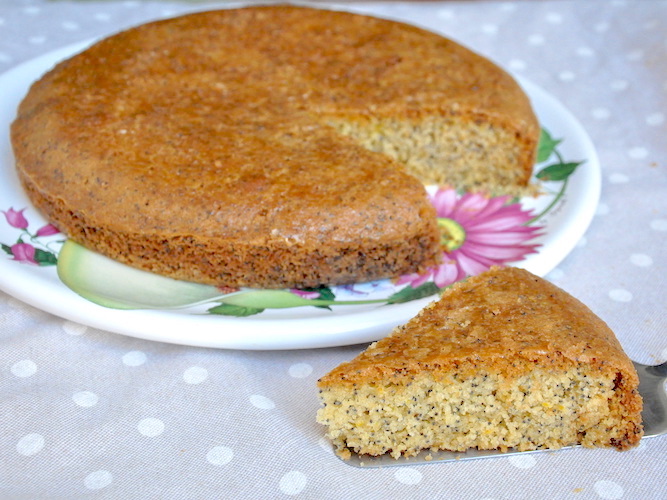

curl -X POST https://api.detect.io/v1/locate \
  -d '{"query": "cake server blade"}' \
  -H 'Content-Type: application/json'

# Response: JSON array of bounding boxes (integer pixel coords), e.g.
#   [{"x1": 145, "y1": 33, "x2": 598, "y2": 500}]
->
[{"x1": 340, "y1": 360, "x2": 667, "y2": 468}]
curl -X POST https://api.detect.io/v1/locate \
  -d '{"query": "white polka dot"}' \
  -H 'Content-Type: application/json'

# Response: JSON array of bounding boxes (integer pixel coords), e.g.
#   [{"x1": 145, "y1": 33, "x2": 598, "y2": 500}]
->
[
  {"x1": 558, "y1": 71, "x2": 576, "y2": 82},
  {"x1": 73, "y1": 391, "x2": 99, "y2": 408},
  {"x1": 608, "y1": 173, "x2": 629, "y2": 184},
  {"x1": 644, "y1": 19, "x2": 659, "y2": 30},
  {"x1": 628, "y1": 147, "x2": 648, "y2": 160},
  {"x1": 206, "y1": 446, "x2": 234, "y2": 465},
  {"x1": 63, "y1": 321, "x2": 87, "y2": 336},
  {"x1": 482, "y1": 24, "x2": 498, "y2": 35},
  {"x1": 436, "y1": 9, "x2": 455, "y2": 20},
  {"x1": 394, "y1": 467, "x2": 423, "y2": 485},
  {"x1": 508, "y1": 454, "x2": 537, "y2": 469},
  {"x1": 12, "y1": 359, "x2": 37, "y2": 378},
  {"x1": 594, "y1": 480, "x2": 624, "y2": 499},
  {"x1": 594, "y1": 22, "x2": 610, "y2": 33},
  {"x1": 137, "y1": 418, "x2": 165, "y2": 437},
  {"x1": 650, "y1": 219, "x2": 667, "y2": 231},
  {"x1": 610, "y1": 80, "x2": 629, "y2": 91},
  {"x1": 0, "y1": 52, "x2": 12, "y2": 64},
  {"x1": 528, "y1": 34, "x2": 545, "y2": 45},
  {"x1": 508, "y1": 59, "x2": 526, "y2": 71},
  {"x1": 16, "y1": 433, "x2": 45, "y2": 456},
  {"x1": 592, "y1": 107, "x2": 611, "y2": 120},
  {"x1": 630, "y1": 254, "x2": 653, "y2": 267},
  {"x1": 23, "y1": 6, "x2": 41, "y2": 15},
  {"x1": 122, "y1": 350, "x2": 146, "y2": 366},
  {"x1": 123, "y1": 0, "x2": 140, "y2": 6},
  {"x1": 596, "y1": 202, "x2": 610, "y2": 216},
  {"x1": 646, "y1": 113, "x2": 664, "y2": 126},
  {"x1": 500, "y1": 3, "x2": 517, "y2": 11},
  {"x1": 183, "y1": 366, "x2": 208, "y2": 384},
  {"x1": 576, "y1": 235, "x2": 587, "y2": 248},
  {"x1": 249, "y1": 394, "x2": 275, "y2": 410},
  {"x1": 84, "y1": 470, "x2": 113, "y2": 490},
  {"x1": 609, "y1": 289, "x2": 632, "y2": 302},
  {"x1": 28, "y1": 36, "x2": 46, "y2": 45},
  {"x1": 545, "y1": 12, "x2": 563, "y2": 24},
  {"x1": 94, "y1": 12, "x2": 111, "y2": 22},
  {"x1": 288, "y1": 363, "x2": 313, "y2": 378},
  {"x1": 576, "y1": 47, "x2": 595, "y2": 57},
  {"x1": 279, "y1": 471, "x2": 307, "y2": 496},
  {"x1": 62, "y1": 21, "x2": 80, "y2": 31}
]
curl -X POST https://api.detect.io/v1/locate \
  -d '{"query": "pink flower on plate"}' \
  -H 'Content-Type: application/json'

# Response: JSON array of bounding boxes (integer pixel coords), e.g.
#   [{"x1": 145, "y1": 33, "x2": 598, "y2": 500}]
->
[
  {"x1": 398, "y1": 188, "x2": 542, "y2": 289},
  {"x1": 2, "y1": 208, "x2": 29, "y2": 229},
  {"x1": 10, "y1": 242, "x2": 38, "y2": 265},
  {"x1": 290, "y1": 289, "x2": 321, "y2": 300},
  {"x1": 35, "y1": 223, "x2": 60, "y2": 237}
]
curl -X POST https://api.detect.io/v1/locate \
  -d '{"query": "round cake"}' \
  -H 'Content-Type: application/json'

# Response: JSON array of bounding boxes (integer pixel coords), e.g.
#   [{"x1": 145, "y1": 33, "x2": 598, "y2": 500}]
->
[{"x1": 11, "y1": 5, "x2": 539, "y2": 289}]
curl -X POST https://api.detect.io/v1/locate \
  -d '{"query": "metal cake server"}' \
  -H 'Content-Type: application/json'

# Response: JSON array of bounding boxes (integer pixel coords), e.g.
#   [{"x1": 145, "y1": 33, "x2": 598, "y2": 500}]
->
[{"x1": 342, "y1": 361, "x2": 667, "y2": 468}]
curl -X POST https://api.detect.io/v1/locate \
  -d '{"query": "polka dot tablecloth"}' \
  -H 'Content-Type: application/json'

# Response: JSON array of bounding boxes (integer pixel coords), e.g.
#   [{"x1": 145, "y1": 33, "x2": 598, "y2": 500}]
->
[{"x1": 1, "y1": 1, "x2": 666, "y2": 498}]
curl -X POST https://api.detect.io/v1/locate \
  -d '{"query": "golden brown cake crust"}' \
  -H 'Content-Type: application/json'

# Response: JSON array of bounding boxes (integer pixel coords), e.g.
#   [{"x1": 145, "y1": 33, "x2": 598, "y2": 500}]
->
[
  {"x1": 319, "y1": 267, "x2": 639, "y2": 387},
  {"x1": 11, "y1": 5, "x2": 538, "y2": 288}
]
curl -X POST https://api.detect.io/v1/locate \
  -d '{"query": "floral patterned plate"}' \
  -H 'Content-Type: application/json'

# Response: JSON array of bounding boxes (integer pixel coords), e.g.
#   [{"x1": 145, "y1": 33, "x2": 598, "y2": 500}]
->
[{"x1": 0, "y1": 41, "x2": 600, "y2": 350}]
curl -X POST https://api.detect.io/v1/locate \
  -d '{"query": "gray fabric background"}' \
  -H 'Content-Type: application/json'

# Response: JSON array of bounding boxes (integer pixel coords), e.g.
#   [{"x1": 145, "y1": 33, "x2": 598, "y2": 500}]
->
[{"x1": 1, "y1": 1, "x2": 665, "y2": 498}]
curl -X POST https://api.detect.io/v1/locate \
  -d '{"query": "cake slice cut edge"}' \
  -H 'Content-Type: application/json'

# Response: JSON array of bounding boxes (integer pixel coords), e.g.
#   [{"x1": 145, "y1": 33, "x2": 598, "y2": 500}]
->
[{"x1": 316, "y1": 266, "x2": 643, "y2": 460}]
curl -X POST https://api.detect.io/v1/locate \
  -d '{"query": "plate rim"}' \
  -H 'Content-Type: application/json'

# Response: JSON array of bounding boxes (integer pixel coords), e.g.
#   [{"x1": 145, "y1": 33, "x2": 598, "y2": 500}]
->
[{"x1": 0, "y1": 40, "x2": 600, "y2": 350}]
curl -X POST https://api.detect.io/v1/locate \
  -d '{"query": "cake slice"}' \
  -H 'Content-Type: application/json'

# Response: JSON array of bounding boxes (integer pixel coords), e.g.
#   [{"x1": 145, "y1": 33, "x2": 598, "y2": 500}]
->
[{"x1": 316, "y1": 266, "x2": 643, "y2": 459}]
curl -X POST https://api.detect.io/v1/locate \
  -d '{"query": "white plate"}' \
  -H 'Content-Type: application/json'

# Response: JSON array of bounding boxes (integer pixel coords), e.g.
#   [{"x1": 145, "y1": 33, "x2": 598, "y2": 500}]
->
[{"x1": 0, "y1": 41, "x2": 600, "y2": 350}]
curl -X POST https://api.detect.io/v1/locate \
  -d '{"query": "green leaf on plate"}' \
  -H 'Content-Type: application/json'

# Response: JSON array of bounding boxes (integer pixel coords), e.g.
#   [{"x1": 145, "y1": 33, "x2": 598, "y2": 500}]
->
[
  {"x1": 297, "y1": 285, "x2": 336, "y2": 310},
  {"x1": 1, "y1": 243, "x2": 12, "y2": 255},
  {"x1": 217, "y1": 289, "x2": 321, "y2": 309},
  {"x1": 208, "y1": 303, "x2": 265, "y2": 317},
  {"x1": 57, "y1": 240, "x2": 226, "y2": 309},
  {"x1": 386, "y1": 282, "x2": 440, "y2": 304},
  {"x1": 310, "y1": 286, "x2": 336, "y2": 301},
  {"x1": 34, "y1": 248, "x2": 57, "y2": 266},
  {"x1": 536, "y1": 129, "x2": 562, "y2": 163},
  {"x1": 536, "y1": 161, "x2": 582, "y2": 182}
]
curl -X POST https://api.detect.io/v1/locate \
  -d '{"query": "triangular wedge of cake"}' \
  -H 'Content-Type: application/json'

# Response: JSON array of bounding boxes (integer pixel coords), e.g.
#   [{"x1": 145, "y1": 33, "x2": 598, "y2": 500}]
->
[{"x1": 317, "y1": 266, "x2": 643, "y2": 459}]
